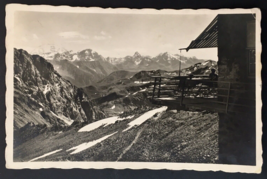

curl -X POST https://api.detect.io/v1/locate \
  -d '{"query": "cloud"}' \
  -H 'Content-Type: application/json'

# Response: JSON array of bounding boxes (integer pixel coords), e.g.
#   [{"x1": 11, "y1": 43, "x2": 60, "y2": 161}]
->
[
  {"x1": 94, "y1": 31, "x2": 112, "y2": 40},
  {"x1": 58, "y1": 31, "x2": 89, "y2": 39},
  {"x1": 32, "y1": 34, "x2": 39, "y2": 39}
]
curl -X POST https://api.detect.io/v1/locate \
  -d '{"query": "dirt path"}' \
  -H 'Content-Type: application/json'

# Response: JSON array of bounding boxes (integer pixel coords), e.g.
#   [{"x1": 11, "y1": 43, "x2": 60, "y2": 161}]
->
[{"x1": 116, "y1": 126, "x2": 145, "y2": 161}]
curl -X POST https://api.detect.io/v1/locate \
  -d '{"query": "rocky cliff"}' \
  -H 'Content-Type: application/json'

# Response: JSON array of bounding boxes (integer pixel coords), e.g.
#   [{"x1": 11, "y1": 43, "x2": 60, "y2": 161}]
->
[{"x1": 14, "y1": 48, "x2": 104, "y2": 131}]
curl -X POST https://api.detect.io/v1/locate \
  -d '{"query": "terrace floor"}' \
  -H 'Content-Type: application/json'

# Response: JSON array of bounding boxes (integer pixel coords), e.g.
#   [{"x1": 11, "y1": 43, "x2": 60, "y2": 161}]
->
[{"x1": 151, "y1": 97, "x2": 255, "y2": 114}]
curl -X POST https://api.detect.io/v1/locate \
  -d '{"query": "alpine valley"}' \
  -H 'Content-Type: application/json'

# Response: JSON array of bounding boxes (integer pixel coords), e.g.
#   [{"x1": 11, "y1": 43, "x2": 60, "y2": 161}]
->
[{"x1": 13, "y1": 48, "x2": 219, "y2": 163}]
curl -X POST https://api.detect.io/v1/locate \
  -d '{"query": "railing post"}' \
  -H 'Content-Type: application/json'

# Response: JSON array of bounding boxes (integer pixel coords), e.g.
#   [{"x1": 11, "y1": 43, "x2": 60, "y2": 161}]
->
[
  {"x1": 152, "y1": 77, "x2": 157, "y2": 99},
  {"x1": 157, "y1": 77, "x2": 161, "y2": 98},
  {"x1": 180, "y1": 78, "x2": 186, "y2": 106},
  {"x1": 225, "y1": 82, "x2": 231, "y2": 113}
]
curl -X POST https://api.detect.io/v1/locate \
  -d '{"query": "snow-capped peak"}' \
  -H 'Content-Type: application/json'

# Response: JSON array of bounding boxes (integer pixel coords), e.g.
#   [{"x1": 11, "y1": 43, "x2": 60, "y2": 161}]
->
[{"x1": 133, "y1": 52, "x2": 141, "y2": 58}]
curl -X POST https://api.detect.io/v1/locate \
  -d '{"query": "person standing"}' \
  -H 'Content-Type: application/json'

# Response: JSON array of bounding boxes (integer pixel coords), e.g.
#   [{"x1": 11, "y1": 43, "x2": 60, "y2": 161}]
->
[{"x1": 209, "y1": 69, "x2": 218, "y2": 81}]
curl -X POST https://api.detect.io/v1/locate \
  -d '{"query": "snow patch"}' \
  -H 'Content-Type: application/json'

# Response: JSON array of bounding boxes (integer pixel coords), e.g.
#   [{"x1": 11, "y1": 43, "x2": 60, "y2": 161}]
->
[
  {"x1": 50, "y1": 111, "x2": 74, "y2": 126},
  {"x1": 132, "y1": 92, "x2": 138, "y2": 95},
  {"x1": 110, "y1": 105, "x2": 115, "y2": 109},
  {"x1": 67, "y1": 132, "x2": 117, "y2": 154},
  {"x1": 72, "y1": 54, "x2": 79, "y2": 61},
  {"x1": 133, "y1": 88, "x2": 147, "y2": 95},
  {"x1": 89, "y1": 58, "x2": 95, "y2": 62},
  {"x1": 79, "y1": 115, "x2": 135, "y2": 132},
  {"x1": 28, "y1": 149, "x2": 62, "y2": 162},
  {"x1": 135, "y1": 60, "x2": 141, "y2": 65},
  {"x1": 156, "y1": 97, "x2": 176, "y2": 100},
  {"x1": 88, "y1": 67, "x2": 97, "y2": 72},
  {"x1": 202, "y1": 61, "x2": 209, "y2": 66},
  {"x1": 76, "y1": 65, "x2": 79, "y2": 68},
  {"x1": 123, "y1": 106, "x2": 167, "y2": 132},
  {"x1": 139, "y1": 88, "x2": 147, "y2": 92},
  {"x1": 43, "y1": 85, "x2": 50, "y2": 95},
  {"x1": 14, "y1": 76, "x2": 22, "y2": 85},
  {"x1": 134, "y1": 81, "x2": 150, "y2": 84}
]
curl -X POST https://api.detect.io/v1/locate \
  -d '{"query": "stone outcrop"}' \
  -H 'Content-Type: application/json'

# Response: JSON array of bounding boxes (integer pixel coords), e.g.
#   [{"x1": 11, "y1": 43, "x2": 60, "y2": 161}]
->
[{"x1": 14, "y1": 48, "x2": 104, "y2": 130}]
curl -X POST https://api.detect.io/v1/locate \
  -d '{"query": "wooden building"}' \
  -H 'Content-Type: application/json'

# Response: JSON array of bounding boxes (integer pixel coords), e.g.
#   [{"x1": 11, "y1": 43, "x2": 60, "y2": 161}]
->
[{"x1": 183, "y1": 14, "x2": 256, "y2": 165}]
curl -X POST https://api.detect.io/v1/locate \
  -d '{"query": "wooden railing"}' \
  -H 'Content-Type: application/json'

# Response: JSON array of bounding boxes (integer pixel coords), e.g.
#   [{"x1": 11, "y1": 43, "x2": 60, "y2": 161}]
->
[{"x1": 148, "y1": 76, "x2": 255, "y2": 113}]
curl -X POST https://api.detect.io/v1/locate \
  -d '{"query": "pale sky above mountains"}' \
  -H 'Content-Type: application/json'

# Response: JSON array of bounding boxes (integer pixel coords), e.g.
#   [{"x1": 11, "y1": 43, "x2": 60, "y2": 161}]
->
[{"x1": 14, "y1": 11, "x2": 218, "y2": 60}]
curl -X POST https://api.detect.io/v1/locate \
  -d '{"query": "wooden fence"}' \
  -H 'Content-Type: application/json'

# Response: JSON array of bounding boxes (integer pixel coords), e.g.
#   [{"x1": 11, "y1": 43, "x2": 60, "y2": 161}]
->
[{"x1": 148, "y1": 76, "x2": 255, "y2": 113}]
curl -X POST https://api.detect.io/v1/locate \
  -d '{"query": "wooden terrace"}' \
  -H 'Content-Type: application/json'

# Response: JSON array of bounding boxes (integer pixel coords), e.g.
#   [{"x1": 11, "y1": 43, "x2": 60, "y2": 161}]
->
[{"x1": 148, "y1": 75, "x2": 255, "y2": 114}]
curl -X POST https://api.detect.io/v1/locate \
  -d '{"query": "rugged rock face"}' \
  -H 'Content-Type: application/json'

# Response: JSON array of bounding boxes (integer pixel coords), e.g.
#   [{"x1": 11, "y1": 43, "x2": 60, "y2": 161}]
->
[{"x1": 14, "y1": 48, "x2": 104, "y2": 131}]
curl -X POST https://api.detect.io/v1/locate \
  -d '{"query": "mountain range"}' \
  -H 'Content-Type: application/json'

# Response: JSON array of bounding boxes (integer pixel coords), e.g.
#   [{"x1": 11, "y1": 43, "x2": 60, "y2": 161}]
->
[{"x1": 36, "y1": 49, "x2": 211, "y2": 87}]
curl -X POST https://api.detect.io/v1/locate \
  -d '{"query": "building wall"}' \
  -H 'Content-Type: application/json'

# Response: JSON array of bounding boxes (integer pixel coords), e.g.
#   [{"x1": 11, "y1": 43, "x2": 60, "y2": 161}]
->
[
  {"x1": 217, "y1": 14, "x2": 256, "y2": 165},
  {"x1": 217, "y1": 14, "x2": 255, "y2": 83}
]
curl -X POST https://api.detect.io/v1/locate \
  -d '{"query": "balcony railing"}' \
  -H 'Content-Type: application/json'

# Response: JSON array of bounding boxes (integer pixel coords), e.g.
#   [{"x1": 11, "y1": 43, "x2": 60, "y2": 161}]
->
[{"x1": 148, "y1": 75, "x2": 255, "y2": 113}]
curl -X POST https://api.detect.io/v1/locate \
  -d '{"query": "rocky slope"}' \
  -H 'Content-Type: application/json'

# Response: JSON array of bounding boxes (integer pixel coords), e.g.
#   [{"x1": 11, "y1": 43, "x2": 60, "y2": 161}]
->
[
  {"x1": 14, "y1": 48, "x2": 105, "y2": 132},
  {"x1": 14, "y1": 109, "x2": 219, "y2": 164}
]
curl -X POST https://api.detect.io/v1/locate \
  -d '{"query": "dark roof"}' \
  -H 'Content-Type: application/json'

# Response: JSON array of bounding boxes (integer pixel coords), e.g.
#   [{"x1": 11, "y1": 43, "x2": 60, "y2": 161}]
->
[{"x1": 182, "y1": 15, "x2": 218, "y2": 52}]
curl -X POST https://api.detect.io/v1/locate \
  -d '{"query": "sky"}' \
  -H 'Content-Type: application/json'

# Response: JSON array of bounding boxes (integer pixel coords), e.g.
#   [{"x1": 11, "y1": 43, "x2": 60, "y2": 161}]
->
[{"x1": 13, "y1": 11, "x2": 218, "y2": 60}]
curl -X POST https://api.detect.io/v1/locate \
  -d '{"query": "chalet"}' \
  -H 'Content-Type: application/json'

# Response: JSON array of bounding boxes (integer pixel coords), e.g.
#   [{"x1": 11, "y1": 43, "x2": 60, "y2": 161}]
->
[
  {"x1": 183, "y1": 14, "x2": 256, "y2": 165},
  {"x1": 150, "y1": 14, "x2": 256, "y2": 165}
]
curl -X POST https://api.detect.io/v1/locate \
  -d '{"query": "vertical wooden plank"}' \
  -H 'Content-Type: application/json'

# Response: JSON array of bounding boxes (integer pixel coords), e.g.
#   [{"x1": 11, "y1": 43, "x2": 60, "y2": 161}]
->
[{"x1": 225, "y1": 82, "x2": 231, "y2": 113}]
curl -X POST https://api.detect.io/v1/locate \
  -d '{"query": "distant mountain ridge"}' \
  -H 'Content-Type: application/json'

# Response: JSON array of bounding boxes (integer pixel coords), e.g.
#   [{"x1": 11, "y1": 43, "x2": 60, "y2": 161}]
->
[
  {"x1": 106, "y1": 51, "x2": 208, "y2": 72},
  {"x1": 45, "y1": 49, "x2": 119, "y2": 87},
  {"x1": 181, "y1": 60, "x2": 218, "y2": 76},
  {"x1": 35, "y1": 48, "x2": 214, "y2": 87}
]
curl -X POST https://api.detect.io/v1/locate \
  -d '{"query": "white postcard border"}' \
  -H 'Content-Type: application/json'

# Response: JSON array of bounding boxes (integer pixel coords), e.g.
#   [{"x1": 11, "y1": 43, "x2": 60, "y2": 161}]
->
[{"x1": 5, "y1": 4, "x2": 262, "y2": 173}]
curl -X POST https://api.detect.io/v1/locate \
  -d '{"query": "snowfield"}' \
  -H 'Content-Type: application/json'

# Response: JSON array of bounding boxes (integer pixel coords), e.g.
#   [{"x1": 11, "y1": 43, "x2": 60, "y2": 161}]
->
[
  {"x1": 29, "y1": 149, "x2": 62, "y2": 162},
  {"x1": 123, "y1": 106, "x2": 167, "y2": 132},
  {"x1": 79, "y1": 115, "x2": 135, "y2": 132},
  {"x1": 67, "y1": 132, "x2": 117, "y2": 154}
]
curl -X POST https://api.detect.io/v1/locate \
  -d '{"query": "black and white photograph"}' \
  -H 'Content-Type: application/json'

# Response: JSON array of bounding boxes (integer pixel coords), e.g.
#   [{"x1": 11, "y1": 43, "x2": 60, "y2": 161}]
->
[{"x1": 5, "y1": 4, "x2": 262, "y2": 173}]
